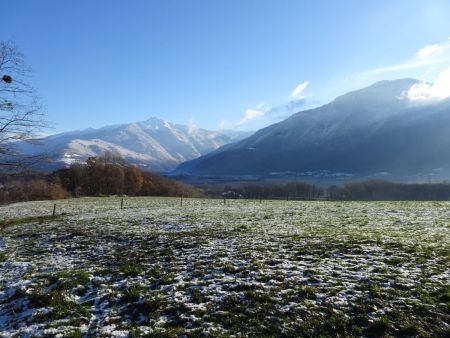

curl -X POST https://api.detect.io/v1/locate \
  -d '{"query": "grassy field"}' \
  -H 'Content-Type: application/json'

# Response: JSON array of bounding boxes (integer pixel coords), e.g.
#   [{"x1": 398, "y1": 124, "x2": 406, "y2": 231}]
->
[{"x1": 0, "y1": 197, "x2": 449, "y2": 337}]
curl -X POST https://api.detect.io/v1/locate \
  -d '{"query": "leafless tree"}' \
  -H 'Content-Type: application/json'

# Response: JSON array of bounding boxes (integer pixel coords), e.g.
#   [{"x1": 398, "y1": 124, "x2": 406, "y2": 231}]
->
[{"x1": 0, "y1": 41, "x2": 47, "y2": 173}]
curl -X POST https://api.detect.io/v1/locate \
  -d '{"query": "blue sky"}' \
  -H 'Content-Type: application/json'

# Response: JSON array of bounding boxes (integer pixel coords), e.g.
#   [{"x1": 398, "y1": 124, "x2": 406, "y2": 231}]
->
[{"x1": 2, "y1": 0, "x2": 450, "y2": 133}]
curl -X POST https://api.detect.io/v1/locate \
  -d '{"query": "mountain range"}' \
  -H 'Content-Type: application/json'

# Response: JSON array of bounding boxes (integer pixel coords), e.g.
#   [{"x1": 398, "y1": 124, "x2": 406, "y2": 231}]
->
[
  {"x1": 17, "y1": 117, "x2": 251, "y2": 172},
  {"x1": 17, "y1": 79, "x2": 450, "y2": 182},
  {"x1": 175, "y1": 79, "x2": 450, "y2": 181}
]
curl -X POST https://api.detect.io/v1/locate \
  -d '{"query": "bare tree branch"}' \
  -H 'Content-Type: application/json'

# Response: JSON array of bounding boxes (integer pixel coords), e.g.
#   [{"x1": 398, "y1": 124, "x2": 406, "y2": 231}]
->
[{"x1": 0, "y1": 41, "x2": 48, "y2": 174}]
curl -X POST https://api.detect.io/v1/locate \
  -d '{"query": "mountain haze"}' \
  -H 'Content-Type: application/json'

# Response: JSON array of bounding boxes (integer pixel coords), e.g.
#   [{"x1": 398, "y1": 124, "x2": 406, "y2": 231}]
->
[{"x1": 175, "y1": 79, "x2": 450, "y2": 180}]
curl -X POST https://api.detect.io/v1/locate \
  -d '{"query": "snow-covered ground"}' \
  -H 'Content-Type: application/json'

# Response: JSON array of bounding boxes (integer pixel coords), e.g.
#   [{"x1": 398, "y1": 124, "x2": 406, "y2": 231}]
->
[{"x1": 0, "y1": 197, "x2": 449, "y2": 337}]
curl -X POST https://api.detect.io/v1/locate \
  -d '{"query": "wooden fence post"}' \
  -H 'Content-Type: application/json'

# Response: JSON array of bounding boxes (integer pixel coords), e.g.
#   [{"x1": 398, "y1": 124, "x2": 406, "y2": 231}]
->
[
  {"x1": 52, "y1": 204, "x2": 56, "y2": 217},
  {"x1": 121, "y1": 198, "x2": 124, "y2": 209}
]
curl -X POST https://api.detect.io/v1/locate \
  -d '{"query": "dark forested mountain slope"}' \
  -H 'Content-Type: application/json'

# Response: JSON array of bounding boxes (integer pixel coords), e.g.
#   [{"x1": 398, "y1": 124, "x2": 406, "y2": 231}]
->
[{"x1": 175, "y1": 79, "x2": 450, "y2": 179}]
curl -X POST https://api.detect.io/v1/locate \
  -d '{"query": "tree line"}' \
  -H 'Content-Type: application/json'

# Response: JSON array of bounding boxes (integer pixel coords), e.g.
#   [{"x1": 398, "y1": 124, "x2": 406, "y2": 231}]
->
[
  {"x1": 327, "y1": 180, "x2": 450, "y2": 201},
  {"x1": 224, "y1": 181, "x2": 324, "y2": 200},
  {"x1": 221, "y1": 180, "x2": 450, "y2": 201},
  {"x1": 3, "y1": 171, "x2": 450, "y2": 204},
  {"x1": 0, "y1": 152, "x2": 202, "y2": 204}
]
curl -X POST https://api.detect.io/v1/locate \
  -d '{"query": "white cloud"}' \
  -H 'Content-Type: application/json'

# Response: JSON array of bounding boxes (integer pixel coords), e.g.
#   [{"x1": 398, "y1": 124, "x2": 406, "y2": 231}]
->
[
  {"x1": 416, "y1": 42, "x2": 449, "y2": 60},
  {"x1": 238, "y1": 109, "x2": 264, "y2": 125},
  {"x1": 290, "y1": 81, "x2": 309, "y2": 100},
  {"x1": 361, "y1": 38, "x2": 450, "y2": 78},
  {"x1": 187, "y1": 118, "x2": 197, "y2": 133},
  {"x1": 232, "y1": 82, "x2": 311, "y2": 129},
  {"x1": 235, "y1": 103, "x2": 270, "y2": 127},
  {"x1": 218, "y1": 120, "x2": 227, "y2": 130},
  {"x1": 255, "y1": 102, "x2": 269, "y2": 111},
  {"x1": 403, "y1": 67, "x2": 450, "y2": 102}
]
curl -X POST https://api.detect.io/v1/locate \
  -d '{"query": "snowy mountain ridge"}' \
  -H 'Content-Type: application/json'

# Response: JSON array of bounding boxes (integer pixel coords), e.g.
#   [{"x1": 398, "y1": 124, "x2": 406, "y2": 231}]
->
[{"x1": 18, "y1": 117, "x2": 252, "y2": 172}]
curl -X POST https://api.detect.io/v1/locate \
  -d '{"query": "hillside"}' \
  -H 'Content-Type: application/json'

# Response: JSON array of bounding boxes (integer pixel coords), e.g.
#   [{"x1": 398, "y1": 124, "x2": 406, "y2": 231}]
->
[{"x1": 175, "y1": 79, "x2": 450, "y2": 181}]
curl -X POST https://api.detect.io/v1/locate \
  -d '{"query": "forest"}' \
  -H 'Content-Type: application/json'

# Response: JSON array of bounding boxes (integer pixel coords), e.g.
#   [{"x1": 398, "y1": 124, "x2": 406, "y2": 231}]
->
[
  {"x1": 0, "y1": 152, "x2": 202, "y2": 204},
  {"x1": 223, "y1": 180, "x2": 450, "y2": 201}
]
